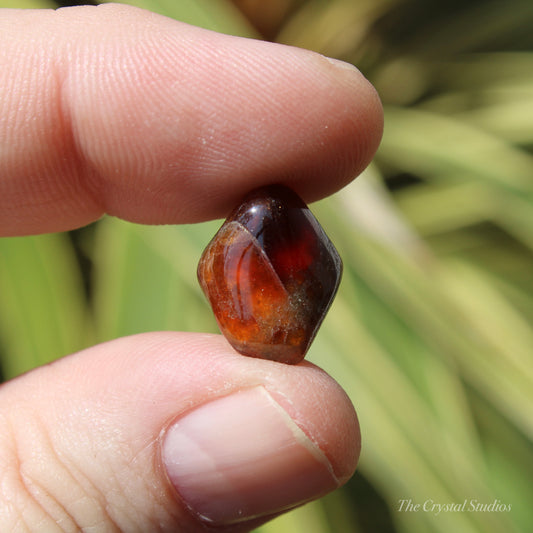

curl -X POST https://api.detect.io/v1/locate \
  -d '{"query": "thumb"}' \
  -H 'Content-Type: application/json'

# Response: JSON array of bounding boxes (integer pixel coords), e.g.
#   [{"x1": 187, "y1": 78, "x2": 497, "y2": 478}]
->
[{"x1": 0, "y1": 332, "x2": 360, "y2": 532}]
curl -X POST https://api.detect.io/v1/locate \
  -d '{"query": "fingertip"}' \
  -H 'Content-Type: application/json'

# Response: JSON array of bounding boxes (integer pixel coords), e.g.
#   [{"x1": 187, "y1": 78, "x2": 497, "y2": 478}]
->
[
  {"x1": 154, "y1": 338, "x2": 360, "y2": 525},
  {"x1": 269, "y1": 359, "x2": 361, "y2": 485},
  {"x1": 292, "y1": 54, "x2": 384, "y2": 205},
  {"x1": 0, "y1": 331, "x2": 360, "y2": 530},
  {"x1": 1, "y1": 5, "x2": 383, "y2": 234}
]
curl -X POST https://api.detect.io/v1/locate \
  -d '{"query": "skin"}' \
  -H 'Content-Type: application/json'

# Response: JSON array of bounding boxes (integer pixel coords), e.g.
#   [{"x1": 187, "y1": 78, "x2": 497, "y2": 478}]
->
[{"x1": 0, "y1": 4, "x2": 383, "y2": 532}]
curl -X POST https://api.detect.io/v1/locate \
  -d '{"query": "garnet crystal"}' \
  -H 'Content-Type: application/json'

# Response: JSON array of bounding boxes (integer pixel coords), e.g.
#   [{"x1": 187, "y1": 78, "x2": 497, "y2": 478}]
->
[{"x1": 197, "y1": 185, "x2": 342, "y2": 364}]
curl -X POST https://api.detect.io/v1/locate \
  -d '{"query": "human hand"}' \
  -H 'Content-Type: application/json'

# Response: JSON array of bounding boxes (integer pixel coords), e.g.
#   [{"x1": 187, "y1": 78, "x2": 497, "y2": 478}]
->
[{"x1": 0, "y1": 4, "x2": 383, "y2": 531}]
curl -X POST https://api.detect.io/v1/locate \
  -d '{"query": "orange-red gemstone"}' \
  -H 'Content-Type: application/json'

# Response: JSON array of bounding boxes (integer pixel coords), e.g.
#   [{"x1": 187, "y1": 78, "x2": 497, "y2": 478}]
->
[{"x1": 197, "y1": 185, "x2": 342, "y2": 364}]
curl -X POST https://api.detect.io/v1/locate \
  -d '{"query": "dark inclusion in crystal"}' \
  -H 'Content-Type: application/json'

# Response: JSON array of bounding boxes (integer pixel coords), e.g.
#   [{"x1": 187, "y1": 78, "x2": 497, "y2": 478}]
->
[{"x1": 197, "y1": 184, "x2": 342, "y2": 364}]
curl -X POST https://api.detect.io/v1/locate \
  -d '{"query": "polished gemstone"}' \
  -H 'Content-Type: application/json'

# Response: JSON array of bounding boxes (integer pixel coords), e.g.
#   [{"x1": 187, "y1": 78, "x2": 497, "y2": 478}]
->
[{"x1": 197, "y1": 185, "x2": 342, "y2": 364}]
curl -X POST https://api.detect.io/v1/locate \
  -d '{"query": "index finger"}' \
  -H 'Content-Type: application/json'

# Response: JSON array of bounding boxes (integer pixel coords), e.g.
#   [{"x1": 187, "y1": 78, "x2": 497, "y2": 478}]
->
[{"x1": 0, "y1": 4, "x2": 383, "y2": 236}]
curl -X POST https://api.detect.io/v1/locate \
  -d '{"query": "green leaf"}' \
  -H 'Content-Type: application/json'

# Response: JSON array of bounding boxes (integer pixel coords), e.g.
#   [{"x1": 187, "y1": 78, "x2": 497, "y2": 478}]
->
[
  {"x1": 0, "y1": 0, "x2": 56, "y2": 8},
  {"x1": 92, "y1": 217, "x2": 219, "y2": 342},
  {"x1": 256, "y1": 499, "x2": 332, "y2": 533},
  {"x1": 103, "y1": 0, "x2": 257, "y2": 36},
  {"x1": 379, "y1": 107, "x2": 533, "y2": 195},
  {"x1": 308, "y1": 191, "x2": 530, "y2": 533},
  {"x1": 0, "y1": 233, "x2": 91, "y2": 378}
]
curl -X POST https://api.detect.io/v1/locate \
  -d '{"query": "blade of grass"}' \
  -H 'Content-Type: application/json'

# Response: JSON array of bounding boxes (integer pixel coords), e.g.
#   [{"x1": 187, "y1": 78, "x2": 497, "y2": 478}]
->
[
  {"x1": 337, "y1": 165, "x2": 429, "y2": 261},
  {"x1": 277, "y1": 0, "x2": 394, "y2": 58},
  {"x1": 256, "y1": 499, "x2": 332, "y2": 533},
  {"x1": 379, "y1": 107, "x2": 533, "y2": 195},
  {"x1": 103, "y1": 0, "x2": 257, "y2": 37},
  {"x1": 0, "y1": 233, "x2": 91, "y2": 378},
  {"x1": 393, "y1": 181, "x2": 497, "y2": 236},
  {"x1": 311, "y1": 190, "x2": 530, "y2": 532},
  {"x1": 92, "y1": 217, "x2": 219, "y2": 342},
  {"x1": 0, "y1": 0, "x2": 56, "y2": 7},
  {"x1": 312, "y1": 282, "x2": 519, "y2": 533},
  {"x1": 335, "y1": 227, "x2": 533, "y2": 442}
]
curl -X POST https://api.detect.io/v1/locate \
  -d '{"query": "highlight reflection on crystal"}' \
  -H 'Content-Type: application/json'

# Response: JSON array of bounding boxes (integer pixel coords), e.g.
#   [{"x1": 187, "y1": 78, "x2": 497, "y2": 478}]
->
[{"x1": 198, "y1": 185, "x2": 342, "y2": 364}]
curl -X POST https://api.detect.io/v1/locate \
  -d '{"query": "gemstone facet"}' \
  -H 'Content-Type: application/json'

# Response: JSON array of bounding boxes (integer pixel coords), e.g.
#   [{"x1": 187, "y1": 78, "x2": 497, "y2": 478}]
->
[{"x1": 197, "y1": 185, "x2": 342, "y2": 364}]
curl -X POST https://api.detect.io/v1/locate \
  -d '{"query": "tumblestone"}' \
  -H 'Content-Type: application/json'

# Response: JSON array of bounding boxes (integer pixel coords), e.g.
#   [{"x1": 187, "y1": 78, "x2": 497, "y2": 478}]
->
[{"x1": 197, "y1": 185, "x2": 342, "y2": 364}]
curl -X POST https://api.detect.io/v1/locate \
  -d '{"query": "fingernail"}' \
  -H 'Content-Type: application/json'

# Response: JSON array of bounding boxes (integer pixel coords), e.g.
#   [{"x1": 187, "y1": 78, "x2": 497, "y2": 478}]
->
[
  {"x1": 323, "y1": 55, "x2": 360, "y2": 73},
  {"x1": 162, "y1": 386, "x2": 338, "y2": 525}
]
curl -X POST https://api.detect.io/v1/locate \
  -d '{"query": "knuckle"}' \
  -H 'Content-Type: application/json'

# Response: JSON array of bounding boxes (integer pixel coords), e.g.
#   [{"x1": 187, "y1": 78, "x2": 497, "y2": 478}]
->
[{"x1": 0, "y1": 410, "x2": 110, "y2": 532}]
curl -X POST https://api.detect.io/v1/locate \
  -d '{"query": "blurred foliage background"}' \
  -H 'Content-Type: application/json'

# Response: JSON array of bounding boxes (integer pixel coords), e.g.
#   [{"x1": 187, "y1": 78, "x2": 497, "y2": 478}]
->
[{"x1": 1, "y1": 0, "x2": 533, "y2": 532}]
